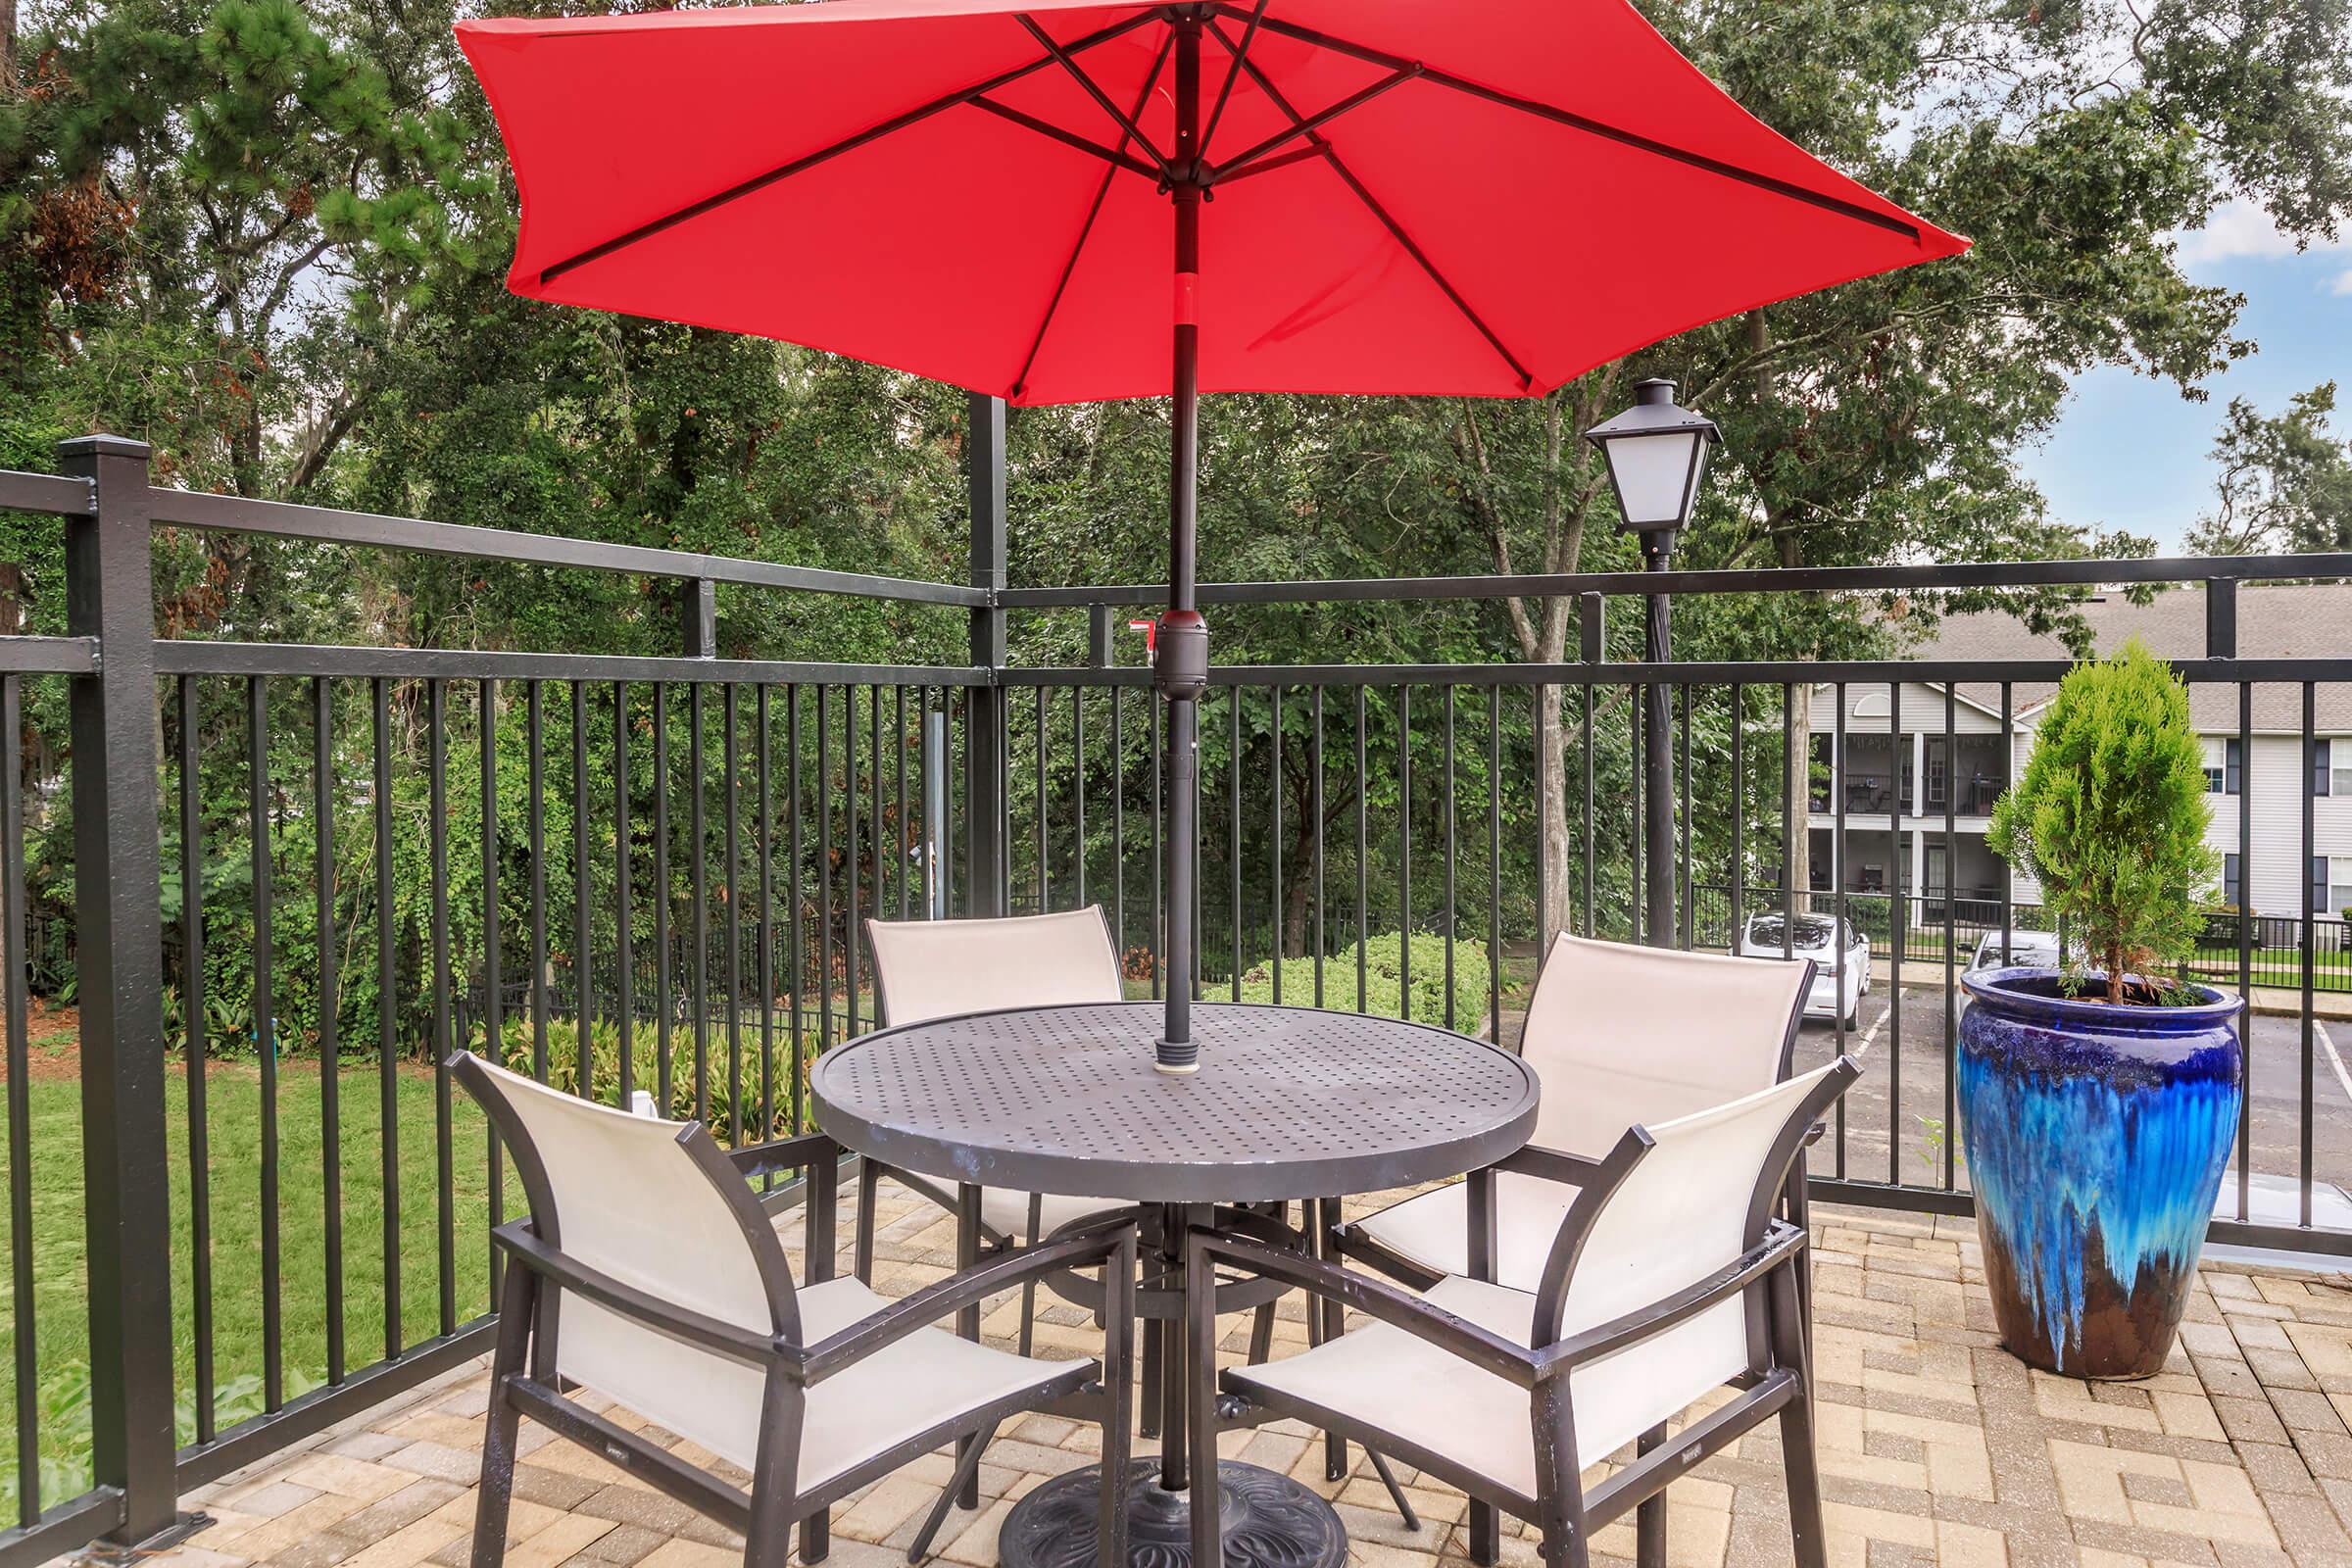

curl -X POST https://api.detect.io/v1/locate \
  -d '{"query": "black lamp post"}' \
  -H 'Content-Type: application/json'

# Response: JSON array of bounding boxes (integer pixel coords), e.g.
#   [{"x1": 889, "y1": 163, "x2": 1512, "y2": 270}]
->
[{"x1": 1586, "y1": 378, "x2": 1719, "y2": 950}]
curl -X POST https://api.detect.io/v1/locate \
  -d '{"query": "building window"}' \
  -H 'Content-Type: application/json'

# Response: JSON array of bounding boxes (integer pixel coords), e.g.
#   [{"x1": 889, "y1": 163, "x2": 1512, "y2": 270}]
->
[
  {"x1": 2225, "y1": 853, "x2": 2241, "y2": 907},
  {"x1": 2317, "y1": 739, "x2": 2352, "y2": 797},
  {"x1": 2206, "y1": 737, "x2": 2242, "y2": 795},
  {"x1": 2329, "y1": 739, "x2": 2352, "y2": 797},
  {"x1": 2316, "y1": 857, "x2": 2352, "y2": 916}
]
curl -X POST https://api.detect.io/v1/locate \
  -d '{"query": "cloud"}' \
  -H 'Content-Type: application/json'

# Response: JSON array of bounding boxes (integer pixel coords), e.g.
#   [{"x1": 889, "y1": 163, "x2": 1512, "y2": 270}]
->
[
  {"x1": 2333, "y1": 270, "x2": 2352, "y2": 297},
  {"x1": 2174, "y1": 198, "x2": 2352, "y2": 273}
]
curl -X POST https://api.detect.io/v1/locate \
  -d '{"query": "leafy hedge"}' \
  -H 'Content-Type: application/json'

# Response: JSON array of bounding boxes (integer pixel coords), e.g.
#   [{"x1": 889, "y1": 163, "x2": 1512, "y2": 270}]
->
[{"x1": 1233, "y1": 932, "x2": 1492, "y2": 1035}]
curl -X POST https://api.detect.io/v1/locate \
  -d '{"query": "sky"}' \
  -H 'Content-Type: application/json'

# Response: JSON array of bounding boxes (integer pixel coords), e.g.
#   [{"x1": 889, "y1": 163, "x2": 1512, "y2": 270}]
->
[{"x1": 2015, "y1": 200, "x2": 2352, "y2": 552}]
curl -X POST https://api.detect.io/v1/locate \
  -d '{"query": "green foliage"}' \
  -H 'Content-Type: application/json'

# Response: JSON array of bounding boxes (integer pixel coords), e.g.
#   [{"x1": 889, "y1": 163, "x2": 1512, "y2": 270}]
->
[
  {"x1": 2188, "y1": 383, "x2": 2352, "y2": 555},
  {"x1": 489, "y1": 1014, "x2": 808, "y2": 1140},
  {"x1": 1987, "y1": 640, "x2": 2219, "y2": 1001},
  {"x1": 1232, "y1": 933, "x2": 1492, "y2": 1036}
]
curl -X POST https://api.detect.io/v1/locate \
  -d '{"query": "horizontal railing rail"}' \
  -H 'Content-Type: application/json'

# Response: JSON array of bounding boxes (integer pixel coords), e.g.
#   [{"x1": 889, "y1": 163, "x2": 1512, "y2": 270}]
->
[
  {"x1": 998, "y1": 551, "x2": 2352, "y2": 608},
  {"x1": 147, "y1": 488, "x2": 990, "y2": 608}
]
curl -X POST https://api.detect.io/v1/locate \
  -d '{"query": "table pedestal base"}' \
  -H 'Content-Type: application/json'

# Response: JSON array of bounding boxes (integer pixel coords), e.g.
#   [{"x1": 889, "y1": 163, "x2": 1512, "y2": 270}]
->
[{"x1": 997, "y1": 1460, "x2": 1347, "y2": 1568}]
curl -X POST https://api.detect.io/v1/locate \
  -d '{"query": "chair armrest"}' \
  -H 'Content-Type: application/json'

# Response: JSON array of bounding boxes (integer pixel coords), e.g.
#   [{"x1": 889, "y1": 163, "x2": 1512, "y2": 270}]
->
[
  {"x1": 1538, "y1": 1221, "x2": 1806, "y2": 1373},
  {"x1": 1490, "y1": 1143, "x2": 1605, "y2": 1187},
  {"x1": 727, "y1": 1130, "x2": 841, "y2": 1181},
  {"x1": 795, "y1": 1217, "x2": 1137, "y2": 1384},
  {"x1": 496, "y1": 1220, "x2": 781, "y2": 1369},
  {"x1": 1193, "y1": 1228, "x2": 1544, "y2": 1390}
]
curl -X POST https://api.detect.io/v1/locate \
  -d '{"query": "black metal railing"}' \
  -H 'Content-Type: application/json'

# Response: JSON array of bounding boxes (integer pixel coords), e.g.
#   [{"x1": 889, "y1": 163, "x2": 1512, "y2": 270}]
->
[{"x1": 0, "y1": 425, "x2": 2349, "y2": 1562}]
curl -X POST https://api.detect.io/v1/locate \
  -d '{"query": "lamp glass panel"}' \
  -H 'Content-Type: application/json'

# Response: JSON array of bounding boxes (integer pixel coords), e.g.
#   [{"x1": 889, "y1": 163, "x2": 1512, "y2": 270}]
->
[{"x1": 1602, "y1": 430, "x2": 1701, "y2": 527}]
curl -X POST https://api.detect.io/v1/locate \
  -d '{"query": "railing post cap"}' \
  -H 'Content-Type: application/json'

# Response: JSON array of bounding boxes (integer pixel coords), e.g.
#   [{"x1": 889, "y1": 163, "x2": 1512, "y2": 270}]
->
[{"x1": 57, "y1": 433, "x2": 153, "y2": 461}]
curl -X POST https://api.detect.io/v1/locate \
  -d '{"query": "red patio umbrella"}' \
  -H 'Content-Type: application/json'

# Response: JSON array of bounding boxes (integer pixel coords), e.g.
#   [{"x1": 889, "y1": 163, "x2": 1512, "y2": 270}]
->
[{"x1": 458, "y1": 0, "x2": 1967, "y2": 1071}]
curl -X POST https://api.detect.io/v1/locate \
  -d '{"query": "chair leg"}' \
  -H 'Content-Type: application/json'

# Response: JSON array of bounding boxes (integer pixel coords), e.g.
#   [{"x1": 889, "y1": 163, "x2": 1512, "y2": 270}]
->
[
  {"x1": 1247, "y1": 1300, "x2": 1275, "y2": 1365},
  {"x1": 1316, "y1": 1198, "x2": 1348, "y2": 1483},
  {"x1": 955, "y1": 1184, "x2": 984, "y2": 1511},
  {"x1": 469, "y1": 1264, "x2": 534, "y2": 1568},
  {"x1": 1365, "y1": 1450, "x2": 1420, "y2": 1532},
  {"x1": 747, "y1": 1377, "x2": 808, "y2": 1567},
  {"x1": 1531, "y1": 1382, "x2": 1590, "y2": 1568},
  {"x1": 1100, "y1": 1228, "x2": 1136, "y2": 1568},
  {"x1": 1019, "y1": 1194, "x2": 1043, "y2": 1359},
  {"x1": 1469, "y1": 1500, "x2": 1499, "y2": 1565},
  {"x1": 1636, "y1": 1426, "x2": 1666, "y2": 1568},
  {"x1": 1185, "y1": 1228, "x2": 1224, "y2": 1568},
  {"x1": 908, "y1": 1421, "x2": 999, "y2": 1564},
  {"x1": 1772, "y1": 1263, "x2": 1828, "y2": 1568},
  {"x1": 1247, "y1": 1200, "x2": 1285, "y2": 1365},
  {"x1": 855, "y1": 1157, "x2": 883, "y2": 1284}
]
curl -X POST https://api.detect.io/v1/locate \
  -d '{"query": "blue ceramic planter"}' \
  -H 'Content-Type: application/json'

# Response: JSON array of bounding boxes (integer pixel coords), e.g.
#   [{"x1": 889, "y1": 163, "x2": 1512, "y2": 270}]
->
[{"x1": 1955, "y1": 968, "x2": 2241, "y2": 1379}]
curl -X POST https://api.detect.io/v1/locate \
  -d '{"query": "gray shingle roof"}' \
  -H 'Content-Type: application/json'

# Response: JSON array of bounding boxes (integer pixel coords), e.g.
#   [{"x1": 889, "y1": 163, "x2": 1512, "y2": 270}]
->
[{"x1": 1910, "y1": 582, "x2": 2352, "y2": 733}]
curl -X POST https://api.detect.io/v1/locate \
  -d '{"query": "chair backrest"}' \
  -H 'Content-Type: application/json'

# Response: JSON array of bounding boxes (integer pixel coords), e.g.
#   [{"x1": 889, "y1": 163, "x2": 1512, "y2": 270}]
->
[
  {"x1": 453, "y1": 1054, "x2": 795, "y2": 1466},
  {"x1": 1517, "y1": 931, "x2": 1812, "y2": 1155},
  {"x1": 1533, "y1": 1059, "x2": 1855, "y2": 1452},
  {"x1": 866, "y1": 906, "x2": 1123, "y2": 1027}
]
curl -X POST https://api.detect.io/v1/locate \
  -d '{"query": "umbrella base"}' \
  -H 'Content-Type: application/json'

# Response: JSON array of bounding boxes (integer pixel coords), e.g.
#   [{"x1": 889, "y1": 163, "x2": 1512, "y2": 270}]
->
[{"x1": 997, "y1": 1460, "x2": 1347, "y2": 1568}]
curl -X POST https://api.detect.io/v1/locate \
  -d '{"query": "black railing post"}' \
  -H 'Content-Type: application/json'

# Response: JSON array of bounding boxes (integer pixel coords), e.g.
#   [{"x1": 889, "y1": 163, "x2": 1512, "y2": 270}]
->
[
  {"x1": 684, "y1": 578, "x2": 717, "y2": 658},
  {"x1": 966, "y1": 393, "x2": 1009, "y2": 917},
  {"x1": 58, "y1": 434, "x2": 188, "y2": 1547}
]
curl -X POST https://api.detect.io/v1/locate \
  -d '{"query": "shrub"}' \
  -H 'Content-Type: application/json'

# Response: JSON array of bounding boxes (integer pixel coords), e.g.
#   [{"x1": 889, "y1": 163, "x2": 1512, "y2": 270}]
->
[
  {"x1": 1986, "y1": 639, "x2": 2217, "y2": 1003},
  {"x1": 1233, "y1": 931, "x2": 1492, "y2": 1035},
  {"x1": 484, "y1": 1014, "x2": 807, "y2": 1138}
]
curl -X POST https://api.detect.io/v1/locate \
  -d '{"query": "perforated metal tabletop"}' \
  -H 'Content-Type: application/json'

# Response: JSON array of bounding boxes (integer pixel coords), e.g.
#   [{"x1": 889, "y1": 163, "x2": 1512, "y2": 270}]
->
[{"x1": 808, "y1": 1001, "x2": 1541, "y2": 1203}]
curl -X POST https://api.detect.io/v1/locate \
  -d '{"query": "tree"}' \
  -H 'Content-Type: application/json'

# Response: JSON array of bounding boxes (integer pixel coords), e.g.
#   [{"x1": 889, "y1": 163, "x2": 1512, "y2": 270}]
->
[
  {"x1": 1986, "y1": 639, "x2": 2218, "y2": 1002},
  {"x1": 2187, "y1": 384, "x2": 2352, "y2": 554}
]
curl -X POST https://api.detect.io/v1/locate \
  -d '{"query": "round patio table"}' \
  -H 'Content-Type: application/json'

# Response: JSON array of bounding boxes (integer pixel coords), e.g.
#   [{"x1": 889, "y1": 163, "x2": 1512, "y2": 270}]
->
[{"x1": 808, "y1": 1001, "x2": 1541, "y2": 1568}]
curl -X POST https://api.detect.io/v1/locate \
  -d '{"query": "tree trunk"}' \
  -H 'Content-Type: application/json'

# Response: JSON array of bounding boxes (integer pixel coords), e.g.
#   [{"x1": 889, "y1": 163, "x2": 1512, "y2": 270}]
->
[{"x1": 1537, "y1": 683, "x2": 1574, "y2": 943}]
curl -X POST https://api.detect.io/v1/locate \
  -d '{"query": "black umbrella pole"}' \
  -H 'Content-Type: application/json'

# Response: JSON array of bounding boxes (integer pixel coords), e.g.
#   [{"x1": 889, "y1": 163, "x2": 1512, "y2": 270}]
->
[{"x1": 1157, "y1": 23, "x2": 1205, "y2": 1077}]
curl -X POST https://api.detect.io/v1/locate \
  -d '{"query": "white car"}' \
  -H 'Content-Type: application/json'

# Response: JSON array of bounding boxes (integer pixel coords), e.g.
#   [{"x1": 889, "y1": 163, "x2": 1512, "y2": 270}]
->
[
  {"x1": 1739, "y1": 911, "x2": 1872, "y2": 1029},
  {"x1": 1968, "y1": 928, "x2": 2063, "y2": 972}
]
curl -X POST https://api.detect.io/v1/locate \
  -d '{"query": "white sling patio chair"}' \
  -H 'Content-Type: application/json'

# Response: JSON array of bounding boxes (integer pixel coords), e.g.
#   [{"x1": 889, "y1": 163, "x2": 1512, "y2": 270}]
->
[
  {"x1": 1337, "y1": 932, "x2": 1816, "y2": 1295},
  {"x1": 1193, "y1": 1056, "x2": 1860, "y2": 1568},
  {"x1": 453, "y1": 1054, "x2": 1135, "y2": 1568},
  {"x1": 858, "y1": 906, "x2": 1139, "y2": 1355}
]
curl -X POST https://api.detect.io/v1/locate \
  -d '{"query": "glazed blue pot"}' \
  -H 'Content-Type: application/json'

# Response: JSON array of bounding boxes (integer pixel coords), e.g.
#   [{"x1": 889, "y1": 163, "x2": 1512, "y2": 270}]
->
[{"x1": 1955, "y1": 968, "x2": 2241, "y2": 1380}]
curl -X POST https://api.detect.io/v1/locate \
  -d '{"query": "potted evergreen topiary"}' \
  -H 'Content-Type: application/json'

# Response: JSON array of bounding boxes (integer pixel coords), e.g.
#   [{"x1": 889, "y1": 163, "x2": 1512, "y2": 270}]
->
[{"x1": 1965, "y1": 638, "x2": 2241, "y2": 1379}]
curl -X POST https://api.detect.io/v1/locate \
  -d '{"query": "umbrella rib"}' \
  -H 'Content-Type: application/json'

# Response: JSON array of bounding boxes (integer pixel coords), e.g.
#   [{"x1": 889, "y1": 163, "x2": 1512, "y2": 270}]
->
[
  {"x1": 536, "y1": 10, "x2": 1159, "y2": 286},
  {"x1": 1199, "y1": 0, "x2": 1270, "y2": 162},
  {"x1": 1207, "y1": 3, "x2": 1923, "y2": 242},
  {"x1": 1016, "y1": 14, "x2": 1174, "y2": 176},
  {"x1": 968, "y1": 98, "x2": 1165, "y2": 181},
  {"x1": 1207, "y1": 142, "x2": 1326, "y2": 187},
  {"x1": 1012, "y1": 31, "x2": 1176, "y2": 400},
  {"x1": 1203, "y1": 65, "x2": 1423, "y2": 186},
  {"x1": 1206, "y1": 20, "x2": 1534, "y2": 391}
]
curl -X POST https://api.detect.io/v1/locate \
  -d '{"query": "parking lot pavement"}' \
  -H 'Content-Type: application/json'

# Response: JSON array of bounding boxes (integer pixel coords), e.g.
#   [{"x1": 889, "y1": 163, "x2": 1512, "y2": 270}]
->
[{"x1": 1792, "y1": 980, "x2": 2352, "y2": 1212}]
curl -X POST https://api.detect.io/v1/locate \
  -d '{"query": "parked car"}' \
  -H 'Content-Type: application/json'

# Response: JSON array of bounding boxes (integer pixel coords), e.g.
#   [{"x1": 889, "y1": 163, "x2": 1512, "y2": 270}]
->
[
  {"x1": 1968, "y1": 928, "x2": 2063, "y2": 972},
  {"x1": 1739, "y1": 911, "x2": 1870, "y2": 1028}
]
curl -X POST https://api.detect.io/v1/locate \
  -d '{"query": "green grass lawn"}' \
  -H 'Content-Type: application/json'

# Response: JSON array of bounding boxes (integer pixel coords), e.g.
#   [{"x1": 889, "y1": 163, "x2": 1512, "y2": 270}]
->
[{"x1": 0, "y1": 1057, "x2": 520, "y2": 1517}]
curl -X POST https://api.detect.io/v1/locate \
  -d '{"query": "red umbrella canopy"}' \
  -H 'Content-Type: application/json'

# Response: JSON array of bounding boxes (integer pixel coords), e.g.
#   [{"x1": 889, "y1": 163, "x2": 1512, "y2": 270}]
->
[{"x1": 458, "y1": 0, "x2": 1966, "y2": 408}]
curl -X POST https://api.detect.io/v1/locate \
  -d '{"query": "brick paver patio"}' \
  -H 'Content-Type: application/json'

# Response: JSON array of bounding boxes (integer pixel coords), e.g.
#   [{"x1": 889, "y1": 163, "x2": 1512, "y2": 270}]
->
[{"x1": 126, "y1": 1184, "x2": 2352, "y2": 1568}]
